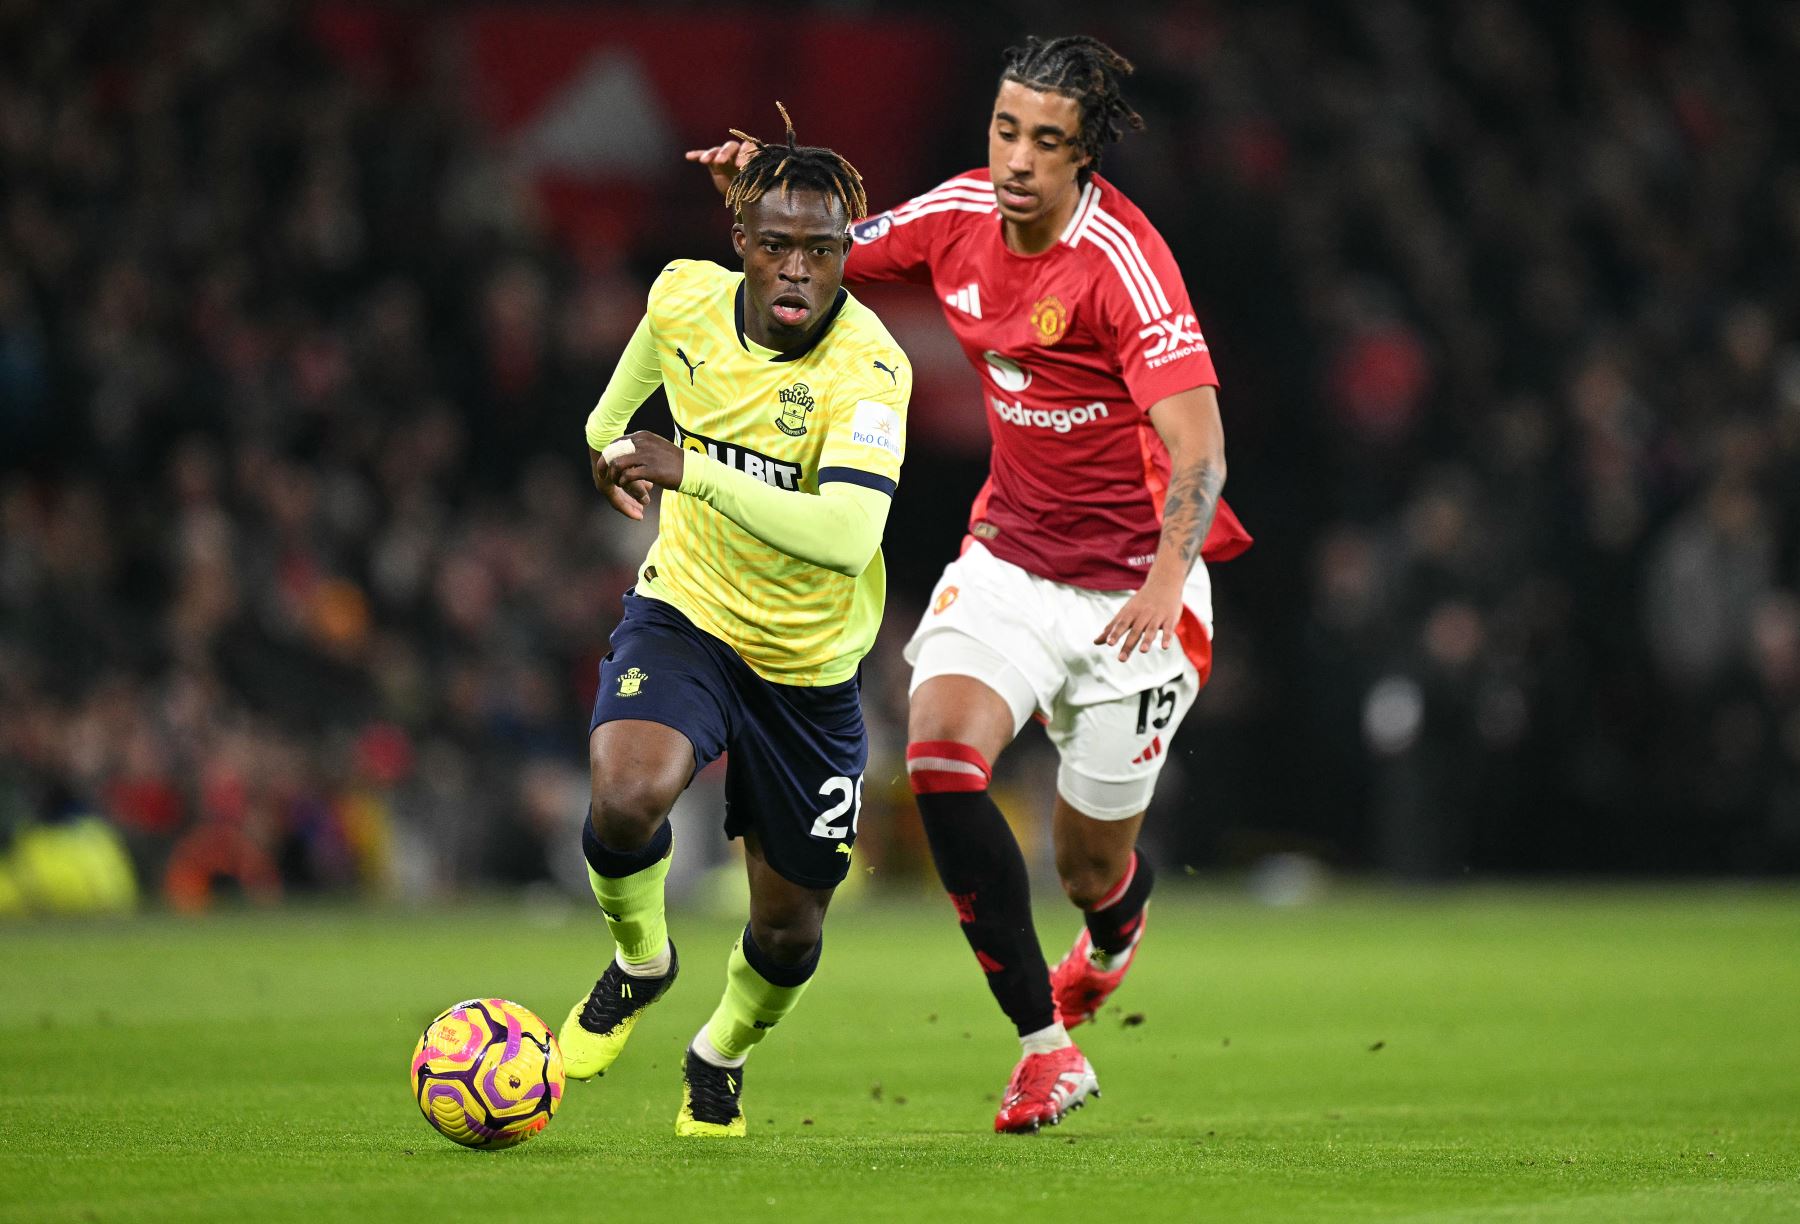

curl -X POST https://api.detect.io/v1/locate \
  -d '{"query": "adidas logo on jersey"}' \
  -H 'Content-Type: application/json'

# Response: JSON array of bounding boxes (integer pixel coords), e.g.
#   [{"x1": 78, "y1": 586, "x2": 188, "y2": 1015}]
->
[
  {"x1": 1131, "y1": 736, "x2": 1164, "y2": 766},
  {"x1": 945, "y1": 283, "x2": 982, "y2": 318}
]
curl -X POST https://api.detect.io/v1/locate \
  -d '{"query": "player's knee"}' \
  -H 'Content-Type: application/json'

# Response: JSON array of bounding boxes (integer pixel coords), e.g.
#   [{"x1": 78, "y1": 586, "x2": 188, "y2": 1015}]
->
[
  {"x1": 747, "y1": 912, "x2": 823, "y2": 968},
  {"x1": 587, "y1": 778, "x2": 673, "y2": 849},
  {"x1": 906, "y1": 676, "x2": 1017, "y2": 763}
]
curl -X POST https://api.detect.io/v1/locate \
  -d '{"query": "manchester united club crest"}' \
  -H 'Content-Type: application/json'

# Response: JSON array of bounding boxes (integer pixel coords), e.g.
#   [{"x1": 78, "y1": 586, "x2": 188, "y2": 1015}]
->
[
  {"x1": 1029, "y1": 295, "x2": 1069, "y2": 345},
  {"x1": 617, "y1": 667, "x2": 648, "y2": 697},
  {"x1": 775, "y1": 383, "x2": 816, "y2": 436}
]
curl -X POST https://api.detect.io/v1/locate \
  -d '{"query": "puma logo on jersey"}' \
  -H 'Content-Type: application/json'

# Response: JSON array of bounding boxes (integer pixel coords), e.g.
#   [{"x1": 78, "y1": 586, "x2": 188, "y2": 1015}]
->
[
  {"x1": 873, "y1": 359, "x2": 902, "y2": 386},
  {"x1": 676, "y1": 347, "x2": 706, "y2": 384},
  {"x1": 945, "y1": 283, "x2": 982, "y2": 318},
  {"x1": 835, "y1": 843, "x2": 853, "y2": 859}
]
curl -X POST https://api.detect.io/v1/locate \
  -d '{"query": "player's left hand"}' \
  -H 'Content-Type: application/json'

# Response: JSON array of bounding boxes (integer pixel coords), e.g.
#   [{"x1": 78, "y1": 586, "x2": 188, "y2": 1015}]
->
[
  {"x1": 1096, "y1": 573, "x2": 1185, "y2": 661},
  {"x1": 605, "y1": 430, "x2": 687, "y2": 492}
]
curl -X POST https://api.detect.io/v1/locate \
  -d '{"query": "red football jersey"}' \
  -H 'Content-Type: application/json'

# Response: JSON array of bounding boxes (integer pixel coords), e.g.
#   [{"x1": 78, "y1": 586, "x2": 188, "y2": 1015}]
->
[{"x1": 846, "y1": 169, "x2": 1252, "y2": 591}]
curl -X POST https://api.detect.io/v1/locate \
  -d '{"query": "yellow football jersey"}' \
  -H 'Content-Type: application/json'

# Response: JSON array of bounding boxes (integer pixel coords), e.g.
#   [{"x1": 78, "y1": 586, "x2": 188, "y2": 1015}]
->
[{"x1": 635, "y1": 260, "x2": 911, "y2": 686}]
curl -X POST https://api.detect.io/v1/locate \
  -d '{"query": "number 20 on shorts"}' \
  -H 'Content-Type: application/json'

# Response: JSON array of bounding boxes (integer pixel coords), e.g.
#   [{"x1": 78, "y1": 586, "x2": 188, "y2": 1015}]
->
[{"x1": 810, "y1": 775, "x2": 863, "y2": 840}]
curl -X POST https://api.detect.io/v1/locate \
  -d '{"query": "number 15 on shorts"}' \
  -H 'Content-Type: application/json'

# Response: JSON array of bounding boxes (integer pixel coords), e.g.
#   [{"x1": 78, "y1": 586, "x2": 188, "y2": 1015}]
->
[
  {"x1": 1137, "y1": 684, "x2": 1177, "y2": 735},
  {"x1": 810, "y1": 775, "x2": 863, "y2": 840}
]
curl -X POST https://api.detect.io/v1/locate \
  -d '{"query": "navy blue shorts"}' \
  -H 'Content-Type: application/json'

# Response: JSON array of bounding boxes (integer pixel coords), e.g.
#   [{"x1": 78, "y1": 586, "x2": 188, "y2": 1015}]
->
[{"x1": 589, "y1": 592, "x2": 865, "y2": 889}]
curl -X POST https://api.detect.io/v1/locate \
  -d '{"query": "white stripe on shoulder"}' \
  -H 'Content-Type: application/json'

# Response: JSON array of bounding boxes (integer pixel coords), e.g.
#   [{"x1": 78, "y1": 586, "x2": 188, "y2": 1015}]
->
[
  {"x1": 896, "y1": 185, "x2": 994, "y2": 211},
  {"x1": 1083, "y1": 223, "x2": 1152, "y2": 323},
  {"x1": 891, "y1": 199, "x2": 996, "y2": 227},
  {"x1": 891, "y1": 192, "x2": 994, "y2": 221},
  {"x1": 1088, "y1": 207, "x2": 1173, "y2": 315},
  {"x1": 1060, "y1": 181, "x2": 1099, "y2": 244},
  {"x1": 894, "y1": 180, "x2": 996, "y2": 215},
  {"x1": 1086, "y1": 219, "x2": 1158, "y2": 321}
]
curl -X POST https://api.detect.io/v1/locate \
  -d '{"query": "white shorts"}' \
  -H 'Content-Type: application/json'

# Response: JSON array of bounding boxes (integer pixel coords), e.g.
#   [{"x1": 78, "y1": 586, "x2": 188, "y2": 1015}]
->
[{"x1": 903, "y1": 542, "x2": 1214, "y2": 821}]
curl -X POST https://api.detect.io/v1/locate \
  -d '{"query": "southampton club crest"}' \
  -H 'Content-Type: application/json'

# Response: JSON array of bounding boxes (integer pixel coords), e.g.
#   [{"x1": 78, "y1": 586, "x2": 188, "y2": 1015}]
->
[
  {"x1": 616, "y1": 667, "x2": 648, "y2": 697},
  {"x1": 775, "y1": 383, "x2": 816, "y2": 436}
]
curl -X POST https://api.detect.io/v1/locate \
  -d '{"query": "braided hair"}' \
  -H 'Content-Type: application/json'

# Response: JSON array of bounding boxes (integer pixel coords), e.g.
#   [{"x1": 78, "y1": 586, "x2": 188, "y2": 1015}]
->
[
  {"x1": 999, "y1": 35, "x2": 1145, "y2": 182},
  {"x1": 723, "y1": 102, "x2": 868, "y2": 225}
]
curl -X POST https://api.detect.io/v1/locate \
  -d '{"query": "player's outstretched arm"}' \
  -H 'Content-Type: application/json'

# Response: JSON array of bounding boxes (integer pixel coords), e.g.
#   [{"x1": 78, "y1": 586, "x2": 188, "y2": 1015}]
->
[
  {"x1": 683, "y1": 140, "x2": 755, "y2": 198},
  {"x1": 605, "y1": 432, "x2": 891, "y2": 577},
  {"x1": 1096, "y1": 385, "x2": 1227, "y2": 660}
]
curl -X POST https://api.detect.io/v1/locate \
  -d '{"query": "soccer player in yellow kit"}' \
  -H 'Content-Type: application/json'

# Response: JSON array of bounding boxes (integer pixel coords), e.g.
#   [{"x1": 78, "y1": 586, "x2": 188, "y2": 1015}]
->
[{"x1": 561, "y1": 109, "x2": 911, "y2": 1137}]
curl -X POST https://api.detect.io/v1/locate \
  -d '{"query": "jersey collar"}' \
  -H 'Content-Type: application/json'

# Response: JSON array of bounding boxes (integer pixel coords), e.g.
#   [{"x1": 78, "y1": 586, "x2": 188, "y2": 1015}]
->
[
  {"x1": 1058, "y1": 180, "x2": 1099, "y2": 245},
  {"x1": 734, "y1": 282, "x2": 849, "y2": 362}
]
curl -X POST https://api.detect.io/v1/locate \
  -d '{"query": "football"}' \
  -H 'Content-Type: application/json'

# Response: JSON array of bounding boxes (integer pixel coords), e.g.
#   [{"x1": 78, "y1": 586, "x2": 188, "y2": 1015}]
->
[{"x1": 410, "y1": 998, "x2": 564, "y2": 1149}]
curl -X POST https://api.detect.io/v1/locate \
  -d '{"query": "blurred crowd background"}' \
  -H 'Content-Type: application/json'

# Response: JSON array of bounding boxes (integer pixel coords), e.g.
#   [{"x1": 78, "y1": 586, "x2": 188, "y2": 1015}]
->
[{"x1": 3, "y1": 0, "x2": 1798, "y2": 914}]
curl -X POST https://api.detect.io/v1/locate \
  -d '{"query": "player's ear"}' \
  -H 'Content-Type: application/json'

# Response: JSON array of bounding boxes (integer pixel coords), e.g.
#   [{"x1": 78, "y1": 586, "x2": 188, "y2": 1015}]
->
[{"x1": 731, "y1": 223, "x2": 747, "y2": 258}]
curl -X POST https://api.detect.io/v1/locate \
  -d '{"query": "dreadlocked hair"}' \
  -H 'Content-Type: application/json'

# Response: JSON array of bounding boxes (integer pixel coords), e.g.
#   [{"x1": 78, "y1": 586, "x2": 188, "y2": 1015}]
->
[
  {"x1": 999, "y1": 35, "x2": 1145, "y2": 182},
  {"x1": 723, "y1": 101, "x2": 868, "y2": 224}
]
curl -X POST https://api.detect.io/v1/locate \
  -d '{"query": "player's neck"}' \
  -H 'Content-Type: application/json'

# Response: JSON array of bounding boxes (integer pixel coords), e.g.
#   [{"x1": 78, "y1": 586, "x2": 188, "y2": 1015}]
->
[
  {"x1": 744, "y1": 311, "x2": 813, "y2": 356},
  {"x1": 1001, "y1": 182, "x2": 1082, "y2": 256}
]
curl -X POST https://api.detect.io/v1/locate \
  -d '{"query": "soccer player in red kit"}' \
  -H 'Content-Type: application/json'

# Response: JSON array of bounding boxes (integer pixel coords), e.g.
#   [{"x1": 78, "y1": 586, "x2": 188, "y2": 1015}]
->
[{"x1": 689, "y1": 37, "x2": 1250, "y2": 1133}]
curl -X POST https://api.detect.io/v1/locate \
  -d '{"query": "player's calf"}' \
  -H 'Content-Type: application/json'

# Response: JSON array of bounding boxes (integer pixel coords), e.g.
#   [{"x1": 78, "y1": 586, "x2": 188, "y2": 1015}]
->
[
  {"x1": 1057, "y1": 847, "x2": 1134, "y2": 910},
  {"x1": 1052, "y1": 851, "x2": 1155, "y2": 1028},
  {"x1": 562, "y1": 813, "x2": 679, "y2": 1080},
  {"x1": 1081, "y1": 849, "x2": 1154, "y2": 953},
  {"x1": 908, "y1": 740, "x2": 1060, "y2": 1038}
]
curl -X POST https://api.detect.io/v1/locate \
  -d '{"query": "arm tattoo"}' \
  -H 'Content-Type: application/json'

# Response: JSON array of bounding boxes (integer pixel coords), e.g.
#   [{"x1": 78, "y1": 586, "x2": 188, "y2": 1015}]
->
[{"x1": 1158, "y1": 458, "x2": 1224, "y2": 569}]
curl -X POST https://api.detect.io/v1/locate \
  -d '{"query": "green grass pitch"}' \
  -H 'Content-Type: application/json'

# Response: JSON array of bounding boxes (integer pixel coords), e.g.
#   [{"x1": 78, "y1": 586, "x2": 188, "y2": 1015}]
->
[{"x1": 4, "y1": 886, "x2": 1798, "y2": 1222}]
